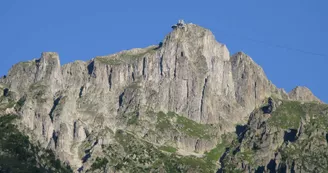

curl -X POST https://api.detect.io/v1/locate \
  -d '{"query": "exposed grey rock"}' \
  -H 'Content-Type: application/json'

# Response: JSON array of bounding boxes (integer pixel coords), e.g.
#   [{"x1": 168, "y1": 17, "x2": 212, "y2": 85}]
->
[
  {"x1": 0, "y1": 21, "x2": 322, "y2": 172},
  {"x1": 231, "y1": 52, "x2": 288, "y2": 114},
  {"x1": 220, "y1": 98, "x2": 328, "y2": 173},
  {"x1": 289, "y1": 86, "x2": 322, "y2": 103}
]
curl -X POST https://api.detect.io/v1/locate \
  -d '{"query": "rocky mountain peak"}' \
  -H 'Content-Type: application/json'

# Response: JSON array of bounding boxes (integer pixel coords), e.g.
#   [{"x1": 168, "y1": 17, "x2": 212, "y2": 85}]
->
[
  {"x1": 289, "y1": 86, "x2": 322, "y2": 103},
  {"x1": 169, "y1": 20, "x2": 214, "y2": 40},
  {"x1": 163, "y1": 21, "x2": 225, "y2": 61},
  {"x1": 40, "y1": 52, "x2": 60, "y2": 62},
  {"x1": 0, "y1": 21, "x2": 324, "y2": 172}
]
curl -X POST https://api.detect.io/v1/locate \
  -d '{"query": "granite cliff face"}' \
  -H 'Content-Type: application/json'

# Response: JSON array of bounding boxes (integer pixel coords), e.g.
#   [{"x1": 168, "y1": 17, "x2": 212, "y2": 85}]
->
[{"x1": 0, "y1": 21, "x2": 323, "y2": 172}]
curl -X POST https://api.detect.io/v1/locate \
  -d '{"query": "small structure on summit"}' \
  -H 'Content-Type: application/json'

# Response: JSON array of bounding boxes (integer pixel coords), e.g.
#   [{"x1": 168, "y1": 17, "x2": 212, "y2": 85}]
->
[{"x1": 172, "y1": 20, "x2": 186, "y2": 29}]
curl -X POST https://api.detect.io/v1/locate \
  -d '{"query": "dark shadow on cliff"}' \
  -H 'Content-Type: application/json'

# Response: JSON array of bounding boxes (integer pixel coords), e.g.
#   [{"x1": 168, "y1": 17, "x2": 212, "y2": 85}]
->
[
  {"x1": 255, "y1": 166, "x2": 265, "y2": 173},
  {"x1": 267, "y1": 159, "x2": 277, "y2": 173},
  {"x1": 262, "y1": 97, "x2": 274, "y2": 114},
  {"x1": 217, "y1": 147, "x2": 230, "y2": 173},
  {"x1": 236, "y1": 124, "x2": 248, "y2": 143},
  {"x1": 284, "y1": 129, "x2": 297, "y2": 143},
  {"x1": 87, "y1": 61, "x2": 94, "y2": 75},
  {"x1": 3, "y1": 88, "x2": 9, "y2": 97},
  {"x1": 277, "y1": 163, "x2": 287, "y2": 173},
  {"x1": 49, "y1": 97, "x2": 61, "y2": 122}
]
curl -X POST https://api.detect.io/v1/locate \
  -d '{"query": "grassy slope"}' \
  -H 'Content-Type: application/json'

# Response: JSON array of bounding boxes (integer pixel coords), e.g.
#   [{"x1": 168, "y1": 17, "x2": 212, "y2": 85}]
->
[{"x1": 89, "y1": 111, "x2": 234, "y2": 172}]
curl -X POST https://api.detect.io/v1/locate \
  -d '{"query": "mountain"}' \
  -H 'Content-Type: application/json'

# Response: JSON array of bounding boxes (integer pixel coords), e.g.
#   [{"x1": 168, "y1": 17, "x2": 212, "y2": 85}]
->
[{"x1": 0, "y1": 21, "x2": 324, "y2": 173}]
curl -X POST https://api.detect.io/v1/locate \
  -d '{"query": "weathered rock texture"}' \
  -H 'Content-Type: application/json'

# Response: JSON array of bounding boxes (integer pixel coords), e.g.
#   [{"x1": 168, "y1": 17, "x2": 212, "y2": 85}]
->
[
  {"x1": 288, "y1": 86, "x2": 322, "y2": 103},
  {"x1": 0, "y1": 22, "x2": 322, "y2": 172},
  {"x1": 220, "y1": 98, "x2": 328, "y2": 173}
]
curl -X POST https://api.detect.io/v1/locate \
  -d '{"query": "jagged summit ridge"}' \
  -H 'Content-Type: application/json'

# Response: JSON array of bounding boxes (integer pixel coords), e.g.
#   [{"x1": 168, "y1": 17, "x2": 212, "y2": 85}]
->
[
  {"x1": 0, "y1": 21, "x2": 322, "y2": 171},
  {"x1": 289, "y1": 86, "x2": 321, "y2": 103}
]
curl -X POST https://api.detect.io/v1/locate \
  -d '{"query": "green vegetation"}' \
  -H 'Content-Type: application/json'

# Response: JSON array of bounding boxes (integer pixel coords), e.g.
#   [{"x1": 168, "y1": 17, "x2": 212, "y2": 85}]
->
[
  {"x1": 156, "y1": 111, "x2": 213, "y2": 139},
  {"x1": 15, "y1": 96, "x2": 26, "y2": 111},
  {"x1": 303, "y1": 102, "x2": 328, "y2": 130},
  {"x1": 221, "y1": 164, "x2": 243, "y2": 173},
  {"x1": 175, "y1": 113, "x2": 211, "y2": 139},
  {"x1": 122, "y1": 111, "x2": 140, "y2": 125},
  {"x1": 220, "y1": 99, "x2": 328, "y2": 172},
  {"x1": 280, "y1": 131, "x2": 328, "y2": 171},
  {"x1": 78, "y1": 140, "x2": 93, "y2": 158},
  {"x1": 276, "y1": 102, "x2": 328, "y2": 169},
  {"x1": 161, "y1": 156, "x2": 215, "y2": 173},
  {"x1": 0, "y1": 100, "x2": 15, "y2": 111},
  {"x1": 96, "y1": 57, "x2": 123, "y2": 65},
  {"x1": 268, "y1": 101, "x2": 306, "y2": 129},
  {"x1": 96, "y1": 47, "x2": 157, "y2": 66},
  {"x1": 108, "y1": 111, "x2": 224, "y2": 171},
  {"x1": 0, "y1": 95, "x2": 16, "y2": 111},
  {"x1": 235, "y1": 149, "x2": 255, "y2": 165},
  {"x1": 205, "y1": 138, "x2": 230, "y2": 164},
  {"x1": 0, "y1": 115, "x2": 72, "y2": 172},
  {"x1": 268, "y1": 100, "x2": 328, "y2": 130},
  {"x1": 18, "y1": 61, "x2": 36, "y2": 67},
  {"x1": 156, "y1": 111, "x2": 174, "y2": 131},
  {"x1": 90, "y1": 157, "x2": 109, "y2": 171},
  {"x1": 100, "y1": 130, "x2": 217, "y2": 172},
  {"x1": 127, "y1": 115, "x2": 138, "y2": 125},
  {"x1": 159, "y1": 146, "x2": 177, "y2": 153},
  {"x1": 205, "y1": 144, "x2": 225, "y2": 163}
]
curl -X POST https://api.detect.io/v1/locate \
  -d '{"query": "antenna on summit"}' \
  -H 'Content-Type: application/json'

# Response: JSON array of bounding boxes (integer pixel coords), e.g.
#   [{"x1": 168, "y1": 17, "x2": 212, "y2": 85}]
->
[{"x1": 172, "y1": 19, "x2": 186, "y2": 30}]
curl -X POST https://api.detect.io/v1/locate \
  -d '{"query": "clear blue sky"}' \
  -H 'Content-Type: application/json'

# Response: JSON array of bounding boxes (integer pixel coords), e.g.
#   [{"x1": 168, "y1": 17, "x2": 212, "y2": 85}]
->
[{"x1": 1, "y1": 1, "x2": 327, "y2": 102}]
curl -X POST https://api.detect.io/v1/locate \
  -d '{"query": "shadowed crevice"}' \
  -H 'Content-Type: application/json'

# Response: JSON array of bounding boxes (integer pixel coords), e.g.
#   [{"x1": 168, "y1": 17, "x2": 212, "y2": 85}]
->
[
  {"x1": 236, "y1": 124, "x2": 248, "y2": 143},
  {"x1": 52, "y1": 131, "x2": 58, "y2": 148},
  {"x1": 277, "y1": 163, "x2": 287, "y2": 173},
  {"x1": 73, "y1": 121, "x2": 77, "y2": 138},
  {"x1": 78, "y1": 166, "x2": 84, "y2": 173},
  {"x1": 291, "y1": 161, "x2": 296, "y2": 173},
  {"x1": 108, "y1": 68, "x2": 113, "y2": 89},
  {"x1": 284, "y1": 129, "x2": 298, "y2": 143},
  {"x1": 119, "y1": 92, "x2": 125, "y2": 107},
  {"x1": 160, "y1": 56, "x2": 163, "y2": 76},
  {"x1": 132, "y1": 72, "x2": 135, "y2": 81},
  {"x1": 79, "y1": 86, "x2": 84, "y2": 98},
  {"x1": 255, "y1": 166, "x2": 265, "y2": 173},
  {"x1": 154, "y1": 42, "x2": 163, "y2": 50},
  {"x1": 217, "y1": 147, "x2": 230, "y2": 173},
  {"x1": 49, "y1": 97, "x2": 61, "y2": 122},
  {"x1": 82, "y1": 153, "x2": 91, "y2": 163},
  {"x1": 200, "y1": 77, "x2": 208, "y2": 116},
  {"x1": 3, "y1": 88, "x2": 9, "y2": 97},
  {"x1": 87, "y1": 61, "x2": 95, "y2": 75},
  {"x1": 142, "y1": 57, "x2": 146, "y2": 78},
  {"x1": 232, "y1": 146, "x2": 240, "y2": 155},
  {"x1": 267, "y1": 159, "x2": 277, "y2": 173}
]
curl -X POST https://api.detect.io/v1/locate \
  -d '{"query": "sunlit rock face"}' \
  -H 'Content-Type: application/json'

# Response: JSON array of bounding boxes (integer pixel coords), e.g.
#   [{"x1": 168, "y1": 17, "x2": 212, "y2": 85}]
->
[{"x1": 0, "y1": 21, "x2": 320, "y2": 172}]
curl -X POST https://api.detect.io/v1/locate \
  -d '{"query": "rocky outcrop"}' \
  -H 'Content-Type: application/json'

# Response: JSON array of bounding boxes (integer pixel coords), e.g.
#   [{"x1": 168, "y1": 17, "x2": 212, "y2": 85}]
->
[
  {"x1": 220, "y1": 98, "x2": 328, "y2": 173},
  {"x1": 288, "y1": 86, "x2": 322, "y2": 103},
  {"x1": 230, "y1": 52, "x2": 288, "y2": 114},
  {"x1": 0, "y1": 21, "x2": 322, "y2": 172}
]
